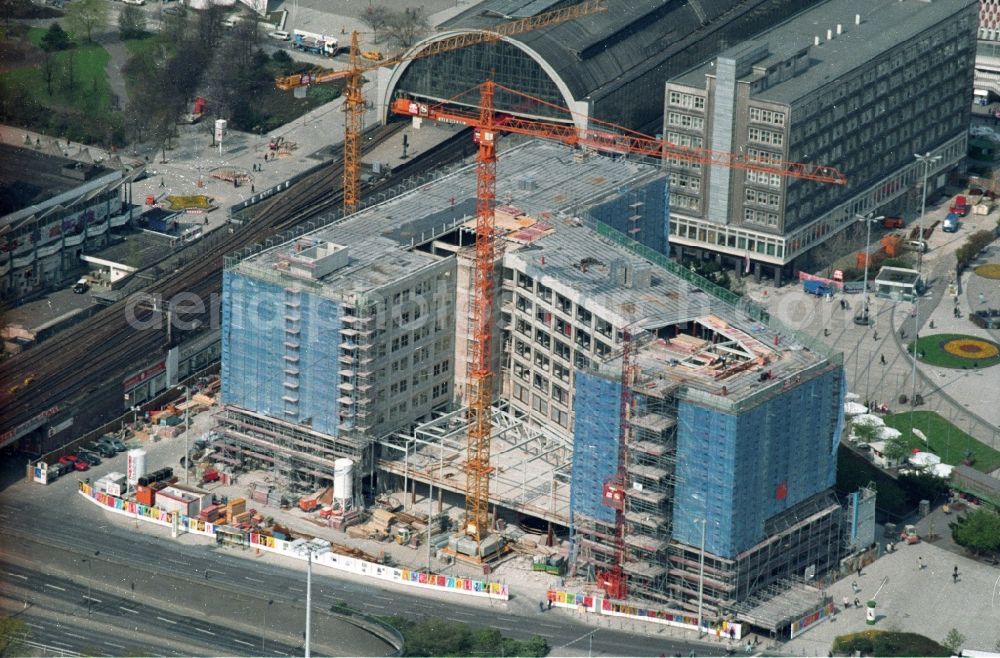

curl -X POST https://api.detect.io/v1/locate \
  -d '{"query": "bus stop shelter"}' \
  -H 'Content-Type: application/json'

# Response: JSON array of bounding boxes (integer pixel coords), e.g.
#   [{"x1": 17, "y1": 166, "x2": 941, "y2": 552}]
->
[{"x1": 874, "y1": 267, "x2": 923, "y2": 302}]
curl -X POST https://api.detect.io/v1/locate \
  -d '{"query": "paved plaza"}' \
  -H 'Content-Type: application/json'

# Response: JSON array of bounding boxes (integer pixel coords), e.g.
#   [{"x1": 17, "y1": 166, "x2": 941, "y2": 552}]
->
[{"x1": 783, "y1": 541, "x2": 1000, "y2": 656}]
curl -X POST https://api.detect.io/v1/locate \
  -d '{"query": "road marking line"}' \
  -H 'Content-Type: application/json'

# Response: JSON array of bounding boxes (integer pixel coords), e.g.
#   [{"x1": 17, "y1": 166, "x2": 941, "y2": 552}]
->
[
  {"x1": 372, "y1": 595, "x2": 393, "y2": 603},
  {"x1": 44, "y1": 583, "x2": 66, "y2": 591},
  {"x1": 50, "y1": 640, "x2": 72, "y2": 648},
  {"x1": 195, "y1": 627, "x2": 216, "y2": 636},
  {"x1": 83, "y1": 595, "x2": 102, "y2": 603},
  {"x1": 104, "y1": 641, "x2": 126, "y2": 649},
  {"x1": 119, "y1": 606, "x2": 139, "y2": 614},
  {"x1": 6, "y1": 572, "x2": 28, "y2": 580},
  {"x1": 25, "y1": 622, "x2": 44, "y2": 629},
  {"x1": 244, "y1": 576, "x2": 263, "y2": 582},
  {"x1": 65, "y1": 632, "x2": 87, "y2": 640},
  {"x1": 274, "y1": 651, "x2": 288, "y2": 656},
  {"x1": 157, "y1": 616, "x2": 177, "y2": 624},
  {"x1": 233, "y1": 639, "x2": 253, "y2": 647}
]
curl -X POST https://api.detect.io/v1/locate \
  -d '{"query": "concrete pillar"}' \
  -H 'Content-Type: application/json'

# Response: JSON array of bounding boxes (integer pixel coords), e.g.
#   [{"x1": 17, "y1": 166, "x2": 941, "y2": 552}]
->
[
  {"x1": 754, "y1": 262, "x2": 762, "y2": 283},
  {"x1": 773, "y1": 267, "x2": 782, "y2": 287}
]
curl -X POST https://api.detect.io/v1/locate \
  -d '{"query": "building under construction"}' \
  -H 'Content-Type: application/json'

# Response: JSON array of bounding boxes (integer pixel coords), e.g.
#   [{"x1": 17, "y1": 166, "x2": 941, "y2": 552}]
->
[{"x1": 219, "y1": 139, "x2": 845, "y2": 613}]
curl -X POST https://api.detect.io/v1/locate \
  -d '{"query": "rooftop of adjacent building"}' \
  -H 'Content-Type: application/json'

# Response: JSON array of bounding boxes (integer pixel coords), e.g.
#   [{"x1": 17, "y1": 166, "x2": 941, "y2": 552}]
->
[
  {"x1": 0, "y1": 143, "x2": 116, "y2": 224},
  {"x1": 227, "y1": 140, "x2": 663, "y2": 301},
  {"x1": 672, "y1": 0, "x2": 976, "y2": 105}
]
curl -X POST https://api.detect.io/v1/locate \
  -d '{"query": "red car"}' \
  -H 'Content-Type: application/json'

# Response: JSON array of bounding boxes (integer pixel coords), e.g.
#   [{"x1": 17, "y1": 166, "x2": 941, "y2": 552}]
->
[{"x1": 57, "y1": 455, "x2": 89, "y2": 471}]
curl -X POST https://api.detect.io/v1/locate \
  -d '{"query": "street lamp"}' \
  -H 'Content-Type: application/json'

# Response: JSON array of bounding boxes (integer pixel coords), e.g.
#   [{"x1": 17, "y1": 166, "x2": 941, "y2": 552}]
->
[
  {"x1": 181, "y1": 385, "x2": 191, "y2": 484},
  {"x1": 913, "y1": 152, "x2": 942, "y2": 273},
  {"x1": 262, "y1": 599, "x2": 273, "y2": 654},
  {"x1": 81, "y1": 550, "x2": 100, "y2": 616},
  {"x1": 305, "y1": 547, "x2": 315, "y2": 658},
  {"x1": 855, "y1": 213, "x2": 884, "y2": 327}
]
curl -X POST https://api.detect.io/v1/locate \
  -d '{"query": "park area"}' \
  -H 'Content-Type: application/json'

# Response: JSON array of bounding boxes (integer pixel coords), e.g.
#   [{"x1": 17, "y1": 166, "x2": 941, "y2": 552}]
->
[
  {"x1": 907, "y1": 333, "x2": 1000, "y2": 369},
  {"x1": 882, "y1": 410, "x2": 1000, "y2": 473}
]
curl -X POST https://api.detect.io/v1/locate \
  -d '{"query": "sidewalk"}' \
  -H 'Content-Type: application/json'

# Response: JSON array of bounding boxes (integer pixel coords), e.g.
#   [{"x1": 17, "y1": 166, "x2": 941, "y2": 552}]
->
[{"x1": 782, "y1": 541, "x2": 998, "y2": 656}]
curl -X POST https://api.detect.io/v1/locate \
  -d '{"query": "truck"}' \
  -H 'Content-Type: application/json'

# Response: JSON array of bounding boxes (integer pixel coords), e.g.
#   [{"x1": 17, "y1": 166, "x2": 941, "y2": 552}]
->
[
  {"x1": 949, "y1": 194, "x2": 970, "y2": 217},
  {"x1": 943, "y1": 212, "x2": 960, "y2": 233},
  {"x1": 882, "y1": 216, "x2": 904, "y2": 229},
  {"x1": 803, "y1": 280, "x2": 833, "y2": 297},
  {"x1": 292, "y1": 30, "x2": 339, "y2": 57}
]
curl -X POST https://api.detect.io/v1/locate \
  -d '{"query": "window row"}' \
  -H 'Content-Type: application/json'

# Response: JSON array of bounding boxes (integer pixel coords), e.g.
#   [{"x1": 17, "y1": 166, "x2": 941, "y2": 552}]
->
[
  {"x1": 745, "y1": 170, "x2": 782, "y2": 189},
  {"x1": 668, "y1": 91, "x2": 705, "y2": 110},
  {"x1": 744, "y1": 188, "x2": 781, "y2": 209},
  {"x1": 748, "y1": 127, "x2": 784, "y2": 147},
  {"x1": 666, "y1": 131, "x2": 703, "y2": 149},
  {"x1": 748, "y1": 107, "x2": 785, "y2": 126},
  {"x1": 666, "y1": 112, "x2": 705, "y2": 130},
  {"x1": 743, "y1": 208, "x2": 779, "y2": 227},
  {"x1": 669, "y1": 172, "x2": 701, "y2": 193}
]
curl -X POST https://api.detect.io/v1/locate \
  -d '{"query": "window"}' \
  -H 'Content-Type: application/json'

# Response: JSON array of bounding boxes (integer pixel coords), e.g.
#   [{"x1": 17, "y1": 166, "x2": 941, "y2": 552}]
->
[
  {"x1": 552, "y1": 385, "x2": 567, "y2": 405},
  {"x1": 555, "y1": 317, "x2": 572, "y2": 338},
  {"x1": 748, "y1": 107, "x2": 786, "y2": 126},
  {"x1": 744, "y1": 189, "x2": 781, "y2": 209},
  {"x1": 595, "y1": 340, "x2": 611, "y2": 358},
  {"x1": 575, "y1": 328, "x2": 591, "y2": 350},
  {"x1": 515, "y1": 294, "x2": 531, "y2": 313},
  {"x1": 517, "y1": 272, "x2": 533, "y2": 290},
  {"x1": 556, "y1": 294, "x2": 572, "y2": 314},
  {"x1": 534, "y1": 328, "x2": 551, "y2": 349},
  {"x1": 533, "y1": 373, "x2": 548, "y2": 393},
  {"x1": 743, "y1": 208, "x2": 779, "y2": 227},
  {"x1": 531, "y1": 395, "x2": 548, "y2": 415},
  {"x1": 535, "y1": 307, "x2": 551, "y2": 326},
  {"x1": 554, "y1": 340, "x2": 571, "y2": 361},
  {"x1": 668, "y1": 91, "x2": 705, "y2": 110},
  {"x1": 745, "y1": 170, "x2": 782, "y2": 188},
  {"x1": 554, "y1": 362, "x2": 570, "y2": 382},
  {"x1": 516, "y1": 318, "x2": 531, "y2": 336},
  {"x1": 534, "y1": 352, "x2": 550, "y2": 372},
  {"x1": 748, "y1": 127, "x2": 784, "y2": 147},
  {"x1": 666, "y1": 112, "x2": 705, "y2": 129},
  {"x1": 551, "y1": 407, "x2": 568, "y2": 427},
  {"x1": 514, "y1": 384, "x2": 529, "y2": 403},
  {"x1": 513, "y1": 363, "x2": 529, "y2": 381},
  {"x1": 536, "y1": 283, "x2": 552, "y2": 302},
  {"x1": 515, "y1": 338, "x2": 530, "y2": 357},
  {"x1": 595, "y1": 317, "x2": 612, "y2": 338},
  {"x1": 669, "y1": 172, "x2": 702, "y2": 193},
  {"x1": 672, "y1": 194, "x2": 701, "y2": 211},
  {"x1": 666, "y1": 131, "x2": 703, "y2": 148},
  {"x1": 576, "y1": 306, "x2": 592, "y2": 324},
  {"x1": 574, "y1": 350, "x2": 590, "y2": 369}
]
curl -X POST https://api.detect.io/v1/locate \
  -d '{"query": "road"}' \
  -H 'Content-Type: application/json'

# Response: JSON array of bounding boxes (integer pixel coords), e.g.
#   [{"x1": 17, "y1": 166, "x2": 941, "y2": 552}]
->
[{"x1": 0, "y1": 462, "x2": 727, "y2": 657}]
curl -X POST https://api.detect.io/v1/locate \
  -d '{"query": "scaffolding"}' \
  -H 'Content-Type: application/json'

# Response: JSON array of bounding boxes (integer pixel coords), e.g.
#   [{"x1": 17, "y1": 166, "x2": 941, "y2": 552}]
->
[{"x1": 214, "y1": 406, "x2": 371, "y2": 496}]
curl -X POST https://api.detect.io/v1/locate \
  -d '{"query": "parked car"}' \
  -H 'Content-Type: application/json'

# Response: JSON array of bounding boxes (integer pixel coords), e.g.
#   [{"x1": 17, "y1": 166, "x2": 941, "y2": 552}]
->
[
  {"x1": 97, "y1": 435, "x2": 126, "y2": 453},
  {"x1": 72, "y1": 459, "x2": 90, "y2": 472},
  {"x1": 58, "y1": 455, "x2": 80, "y2": 466},
  {"x1": 163, "y1": 6, "x2": 181, "y2": 15},
  {"x1": 267, "y1": 30, "x2": 290, "y2": 41},
  {"x1": 49, "y1": 461, "x2": 74, "y2": 479},
  {"x1": 89, "y1": 442, "x2": 116, "y2": 458},
  {"x1": 76, "y1": 450, "x2": 102, "y2": 467},
  {"x1": 72, "y1": 278, "x2": 89, "y2": 294}
]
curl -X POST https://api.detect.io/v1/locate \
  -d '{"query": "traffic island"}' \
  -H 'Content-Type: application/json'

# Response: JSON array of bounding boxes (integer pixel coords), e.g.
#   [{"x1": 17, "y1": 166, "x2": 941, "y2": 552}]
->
[{"x1": 906, "y1": 333, "x2": 1000, "y2": 369}]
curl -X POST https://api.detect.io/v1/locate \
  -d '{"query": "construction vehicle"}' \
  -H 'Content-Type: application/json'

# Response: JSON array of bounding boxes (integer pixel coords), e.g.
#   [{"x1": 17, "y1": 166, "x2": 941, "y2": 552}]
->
[
  {"x1": 179, "y1": 96, "x2": 206, "y2": 125},
  {"x1": 292, "y1": 29, "x2": 339, "y2": 57},
  {"x1": 275, "y1": 0, "x2": 608, "y2": 214},
  {"x1": 390, "y1": 80, "x2": 845, "y2": 568}
]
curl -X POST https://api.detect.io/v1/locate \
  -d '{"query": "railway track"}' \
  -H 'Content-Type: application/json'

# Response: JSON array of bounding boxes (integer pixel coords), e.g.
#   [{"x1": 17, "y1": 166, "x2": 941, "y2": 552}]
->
[{"x1": 0, "y1": 124, "x2": 473, "y2": 443}]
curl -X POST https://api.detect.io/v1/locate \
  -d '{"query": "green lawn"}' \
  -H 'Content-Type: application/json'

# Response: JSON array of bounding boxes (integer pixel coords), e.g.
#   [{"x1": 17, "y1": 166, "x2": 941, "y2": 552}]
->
[
  {"x1": 882, "y1": 410, "x2": 1000, "y2": 472},
  {"x1": 124, "y1": 35, "x2": 159, "y2": 58},
  {"x1": 7, "y1": 29, "x2": 112, "y2": 115},
  {"x1": 907, "y1": 333, "x2": 1000, "y2": 369}
]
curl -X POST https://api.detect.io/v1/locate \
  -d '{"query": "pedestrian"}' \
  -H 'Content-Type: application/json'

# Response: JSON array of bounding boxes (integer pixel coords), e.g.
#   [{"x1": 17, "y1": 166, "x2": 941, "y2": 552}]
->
[
  {"x1": 857, "y1": 566, "x2": 863, "y2": 578},
  {"x1": 824, "y1": 328, "x2": 830, "y2": 337},
  {"x1": 729, "y1": 627, "x2": 735, "y2": 641},
  {"x1": 547, "y1": 599, "x2": 552, "y2": 610},
  {"x1": 880, "y1": 354, "x2": 886, "y2": 365},
  {"x1": 539, "y1": 601, "x2": 544, "y2": 612},
  {"x1": 851, "y1": 580, "x2": 859, "y2": 593},
  {"x1": 251, "y1": 184, "x2": 255, "y2": 193},
  {"x1": 917, "y1": 556, "x2": 924, "y2": 570},
  {"x1": 980, "y1": 293, "x2": 986, "y2": 305},
  {"x1": 873, "y1": 330, "x2": 879, "y2": 341},
  {"x1": 853, "y1": 598, "x2": 860, "y2": 608},
  {"x1": 204, "y1": 217, "x2": 209, "y2": 226},
  {"x1": 953, "y1": 565, "x2": 959, "y2": 581},
  {"x1": 843, "y1": 595, "x2": 850, "y2": 609},
  {"x1": 900, "y1": 328, "x2": 906, "y2": 339}
]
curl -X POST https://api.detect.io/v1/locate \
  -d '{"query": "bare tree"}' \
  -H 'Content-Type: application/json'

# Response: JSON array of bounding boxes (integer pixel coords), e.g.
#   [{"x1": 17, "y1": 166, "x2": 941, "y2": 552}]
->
[
  {"x1": 118, "y1": 3, "x2": 147, "y2": 40},
  {"x1": 43, "y1": 52, "x2": 55, "y2": 96},
  {"x1": 385, "y1": 7, "x2": 428, "y2": 48},
  {"x1": 64, "y1": 0, "x2": 108, "y2": 43},
  {"x1": 361, "y1": 6, "x2": 389, "y2": 44}
]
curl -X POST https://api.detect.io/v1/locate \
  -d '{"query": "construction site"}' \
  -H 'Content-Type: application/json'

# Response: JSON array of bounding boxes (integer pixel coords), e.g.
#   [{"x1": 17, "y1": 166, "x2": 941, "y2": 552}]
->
[{"x1": 214, "y1": 121, "x2": 848, "y2": 625}]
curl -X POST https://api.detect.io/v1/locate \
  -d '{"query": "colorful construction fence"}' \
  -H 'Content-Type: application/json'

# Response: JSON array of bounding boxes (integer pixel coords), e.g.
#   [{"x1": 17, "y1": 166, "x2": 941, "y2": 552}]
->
[
  {"x1": 547, "y1": 588, "x2": 743, "y2": 639},
  {"x1": 79, "y1": 482, "x2": 509, "y2": 600}
]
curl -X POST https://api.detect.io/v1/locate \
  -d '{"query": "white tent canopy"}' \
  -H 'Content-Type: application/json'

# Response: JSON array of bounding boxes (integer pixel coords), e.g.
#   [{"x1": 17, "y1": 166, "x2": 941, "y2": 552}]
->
[
  {"x1": 878, "y1": 426, "x2": 902, "y2": 441},
  {"x1": 931, "y1": 463, "x2": 954, "y2": 478},
  {"x1": 845, "y1": 392, "x2": 861, "y2": 401},
  {"x1": 844, "y1": 402, "x2": 868, "y2": 416},
  {"x1": 853, "y1": 414, "x2": 886, "y2": 427},
  {"x1": 909, "y1": 451, "x2": 942, "y2": 467}
]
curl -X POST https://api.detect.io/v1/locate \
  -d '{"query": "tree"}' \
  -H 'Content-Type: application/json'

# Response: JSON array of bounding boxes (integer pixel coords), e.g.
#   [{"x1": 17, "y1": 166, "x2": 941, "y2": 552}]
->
[
  {"x1": 942, "y1": 628, "x2": 966, "y2": 655},
  {"x1": 852, "y1": 422, "x2": 880, "y2": 445},
  {"x1": 41, "y1": 21, "x2": 71, "y2": 51},
  {"x1": 0, "y1": 616, "x2": 29, "y2": 657},
  {"x1": 385, "y1": 7, "x2": 427, "y2": 48},
  {"x1": 118, "y1": 3, "x2": 147, "y2": 40},
  {"x1": 41, "y1": 52, "x2": 57, "y2": 96},
  {"x1": 361, "y1": 5, "x2": 389, "y2": 43},
  {"x1": 950, "y1": 507, "x2": 1000, "y2": 555},
  {"x1": 882, "y1": 436, "x2": 909, "y2": 462},
  {"x1": 62, "y1": 48, "x2": 76, "y2": 93},
  {"x1": 64, "y1": 0, "x2": 108, "y2": 43}
]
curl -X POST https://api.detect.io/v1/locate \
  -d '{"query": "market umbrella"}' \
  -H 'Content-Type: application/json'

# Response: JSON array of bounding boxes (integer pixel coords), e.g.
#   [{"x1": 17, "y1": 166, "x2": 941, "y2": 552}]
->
[
  {"x1": 878, "y1": 426, "x2": 902, "y2": 441},
  {"x1": 844, "y1": 402, "x2": 868, "y2": 416},
  {"x1": 845, "y1": 392, "x2": 861, "y2": 401},
  {"x1": 853, "y1": 414, "x2": 886, "y2": 427}
]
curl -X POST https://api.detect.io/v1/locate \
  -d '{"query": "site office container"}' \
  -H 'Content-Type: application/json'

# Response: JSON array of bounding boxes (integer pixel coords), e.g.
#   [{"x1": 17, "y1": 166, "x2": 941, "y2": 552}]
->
[{"x1": 135, "y1": 485, "x2": 155, "y2": 507}]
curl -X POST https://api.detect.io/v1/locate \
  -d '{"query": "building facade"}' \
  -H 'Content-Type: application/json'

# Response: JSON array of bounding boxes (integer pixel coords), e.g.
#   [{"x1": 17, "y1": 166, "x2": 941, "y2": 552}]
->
[
  {"x1": 663, "y1": 0, "x2": 977, "y2": 283},
  {"x1": 0, "y1": 145, "x2": 131, "y2": 300}
]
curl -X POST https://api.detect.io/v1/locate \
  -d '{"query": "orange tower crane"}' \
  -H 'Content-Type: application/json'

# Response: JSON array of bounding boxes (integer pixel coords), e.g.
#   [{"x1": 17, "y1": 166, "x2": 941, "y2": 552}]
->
[
  {"x1": 392, "y1": 80, "x2": 847, "y2": 557},
  {"x1": 275, "y1": 0, "x2": 606, "y2": 213}
]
